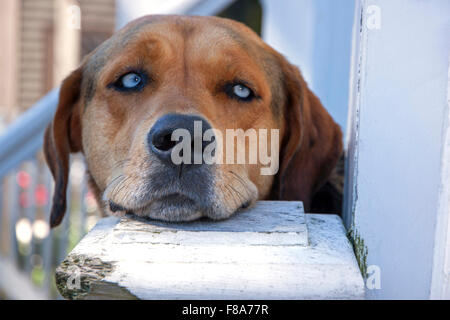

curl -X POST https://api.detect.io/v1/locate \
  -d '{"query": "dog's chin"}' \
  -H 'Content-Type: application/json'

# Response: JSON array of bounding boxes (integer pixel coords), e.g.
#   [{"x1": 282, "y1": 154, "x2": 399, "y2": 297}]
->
[
  {"x1": 108, "y1": 194, "x2": 204, "y2": 222},
  {"x1": 107, "y1": 192, "x2": 247, "y2": 222},
  {"x1": 137, "y1": 194, "x2": 204, "y2": 222}
]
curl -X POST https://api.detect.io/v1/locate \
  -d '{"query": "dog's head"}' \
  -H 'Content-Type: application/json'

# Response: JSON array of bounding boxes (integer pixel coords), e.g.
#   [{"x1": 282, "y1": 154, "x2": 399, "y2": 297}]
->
[{"x1": 44, "y1": 15, "x2": 342, "y2": 227}]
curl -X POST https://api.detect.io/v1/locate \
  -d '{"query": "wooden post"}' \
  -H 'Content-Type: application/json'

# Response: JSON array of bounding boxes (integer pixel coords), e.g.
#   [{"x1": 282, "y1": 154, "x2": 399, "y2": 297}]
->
[
  {"x1": 55, "y1": 201, "x2": 364, "y2": 299},
  {"x1": 53, "y1": 0, "x2": 80, "y2": 85},
  {"x1": 0, "y1": 0, "x2": 19, "y2": 124}
]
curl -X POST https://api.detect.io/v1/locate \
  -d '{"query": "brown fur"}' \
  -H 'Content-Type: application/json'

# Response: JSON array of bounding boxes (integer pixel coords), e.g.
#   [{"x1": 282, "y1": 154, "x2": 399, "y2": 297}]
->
[{"x1": 43, "y1": 15, "x2": 342, "y2": 227}]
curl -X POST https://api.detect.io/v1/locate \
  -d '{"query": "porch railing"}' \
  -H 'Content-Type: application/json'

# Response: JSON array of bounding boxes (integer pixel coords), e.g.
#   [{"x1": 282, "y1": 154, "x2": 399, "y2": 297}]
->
[{"x1": 0, "y1": 89, "x2": 101, "y2": 299}]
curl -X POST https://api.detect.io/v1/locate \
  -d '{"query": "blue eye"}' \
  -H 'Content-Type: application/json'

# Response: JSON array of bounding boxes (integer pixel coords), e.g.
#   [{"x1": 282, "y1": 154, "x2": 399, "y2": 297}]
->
[
  {"x1": 110, "y1": 71, "x2": 148, "y2": 92},
  {"x1": 224, "y1": 82, "x2": 255, "y2": 102},
  {"x1": 233, "y1": 84, "x2": 251, "y2": 99},
  {"x1": 121, "y1": 73, "x2": 141, "y2": 88}
]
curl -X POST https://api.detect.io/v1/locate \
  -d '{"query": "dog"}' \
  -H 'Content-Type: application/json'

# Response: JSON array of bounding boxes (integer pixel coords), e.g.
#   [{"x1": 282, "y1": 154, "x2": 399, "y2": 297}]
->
[{"x1": 43, "y1": 15, "x2": 342, "y2": 228}]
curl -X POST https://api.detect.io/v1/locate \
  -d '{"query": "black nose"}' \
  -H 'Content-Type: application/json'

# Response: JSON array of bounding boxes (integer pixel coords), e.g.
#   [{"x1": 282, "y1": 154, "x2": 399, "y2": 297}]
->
[{"x1": 148, "y1": 113, "x2": 213, "y2": 166}]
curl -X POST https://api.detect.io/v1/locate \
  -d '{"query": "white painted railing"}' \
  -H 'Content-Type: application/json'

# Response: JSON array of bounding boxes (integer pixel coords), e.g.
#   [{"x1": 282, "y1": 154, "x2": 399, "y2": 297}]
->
[
  {"x1": 0, "y1": 89, "x2": 101, "y2": 299},
  {"x1": 0, "y1": 89, "x2": 58, "y2": 177}
]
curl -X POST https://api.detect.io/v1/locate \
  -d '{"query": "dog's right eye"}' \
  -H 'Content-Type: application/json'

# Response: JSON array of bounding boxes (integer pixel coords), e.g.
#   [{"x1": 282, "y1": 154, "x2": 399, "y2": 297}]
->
[
  {"x1": 223, "y1": 81, "x2": 256, "y2": 102},
  {"x1": 109, "y1": 71, "x2": 147, "y2": 92}
]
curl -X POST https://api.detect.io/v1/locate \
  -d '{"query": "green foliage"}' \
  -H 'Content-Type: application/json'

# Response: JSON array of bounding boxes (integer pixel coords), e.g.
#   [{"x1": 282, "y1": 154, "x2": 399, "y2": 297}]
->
[{"x1": 31, "y1": 265, "x2": 45, "y2": 286}]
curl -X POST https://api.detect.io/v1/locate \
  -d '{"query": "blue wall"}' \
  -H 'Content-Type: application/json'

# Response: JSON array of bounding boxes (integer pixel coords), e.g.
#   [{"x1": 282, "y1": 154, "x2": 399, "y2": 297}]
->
[{"x1": 261, "y1": 0, "x2": 356, "y2": 133}]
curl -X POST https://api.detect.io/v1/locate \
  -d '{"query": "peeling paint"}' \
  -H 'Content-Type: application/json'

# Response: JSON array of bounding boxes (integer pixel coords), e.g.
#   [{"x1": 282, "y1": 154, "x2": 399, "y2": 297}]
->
[{"x1": 55, "y1": 254, "x2": 137, "y2": 300}]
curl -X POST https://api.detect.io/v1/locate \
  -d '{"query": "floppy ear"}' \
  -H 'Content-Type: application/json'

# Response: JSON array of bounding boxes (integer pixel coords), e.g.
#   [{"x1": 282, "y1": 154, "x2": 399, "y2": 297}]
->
[
  {"x1": 275, "y1": 59, "x2": 343, "y2": 211},
  {"x1": 43, "y1": 68, "x2": 83, "y2": 228}
]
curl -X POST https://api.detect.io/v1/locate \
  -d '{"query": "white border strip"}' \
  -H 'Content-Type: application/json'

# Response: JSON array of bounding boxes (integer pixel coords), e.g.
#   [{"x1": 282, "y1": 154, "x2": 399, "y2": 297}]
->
[{"x1": 430, "y1": 54, "x2": 450, "y2": 299}]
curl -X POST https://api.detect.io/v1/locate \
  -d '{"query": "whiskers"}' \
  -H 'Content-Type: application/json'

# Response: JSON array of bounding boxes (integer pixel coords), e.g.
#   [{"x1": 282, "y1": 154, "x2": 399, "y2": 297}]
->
[
  {"x1": 219, "y1": 170, "x2": 254, "y2": 210},
  {"x1": 104, "y1": 158, "x2": 130, "y2": 195},
  {"x1": 102, "y1": 158, "x2": 151, "y2": 209}
]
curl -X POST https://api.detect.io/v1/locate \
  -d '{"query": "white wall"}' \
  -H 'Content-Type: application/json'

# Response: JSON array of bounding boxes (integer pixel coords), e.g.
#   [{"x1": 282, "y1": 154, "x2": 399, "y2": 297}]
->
[
  {"x1": 261, "y1": 0, "x2": 355, "y2": 132},
  {"x1": 431, "y1": 79, "x2": 450, "y2": 299},
  {"x1": 115, "y1": 0, "x2": 235, "y2": 29},
  {"x1": 345, "y1": 0, "x2": 450, "y2": 299}
]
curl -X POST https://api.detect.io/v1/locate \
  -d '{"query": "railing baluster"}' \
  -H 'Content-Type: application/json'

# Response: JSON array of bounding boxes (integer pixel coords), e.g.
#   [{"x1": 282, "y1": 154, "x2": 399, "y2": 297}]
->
[
  {"x1": 0, "y1": 177, "x2": 9, "y2": 256},
  {"x1": 8, "y1": 170, "x2": 19, "y2": 266},
  {"x1": 42, "y1": 165, "x2": 54, "y2": 297},
  {"x1": 57, "y1": 181, "x2": 71, "y2": 265},
  {"x1": 0, "y1": 178, "x2": 5, "y2": 256},
  {"x1": 25, "y1": 159, "x2": 38, "y2": 274},
  {"x1": 80, "y1": 171, "x2": 88, "y2": 239}
]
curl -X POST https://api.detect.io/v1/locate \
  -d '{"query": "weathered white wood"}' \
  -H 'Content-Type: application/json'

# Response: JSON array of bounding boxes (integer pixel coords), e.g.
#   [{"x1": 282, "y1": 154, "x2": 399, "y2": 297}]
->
[{"x1": 56, "y1": 201, "x2": 364, "y2": 299}]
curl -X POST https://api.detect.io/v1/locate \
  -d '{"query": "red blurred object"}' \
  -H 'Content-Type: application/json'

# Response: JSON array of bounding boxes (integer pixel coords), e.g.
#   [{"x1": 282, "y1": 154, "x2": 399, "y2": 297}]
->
[
  {"x1": 35, "y1": 184, "x2": 49, "y2": 207},
  {"x1": 20, "y1": 192, "x2": 30, "y2": 208},
  {"x1": 16, "y1": 171, "x2": 31, "y2": 189}
]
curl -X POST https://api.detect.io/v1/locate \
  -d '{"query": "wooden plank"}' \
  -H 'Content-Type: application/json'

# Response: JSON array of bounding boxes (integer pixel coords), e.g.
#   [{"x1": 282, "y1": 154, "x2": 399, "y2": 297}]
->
[
  {"x1": 107, "y1": 201, "x2": 306, "y2": 247},
  {"x1": 55, "y1": 201, "x2": 364, "y2": 299}
]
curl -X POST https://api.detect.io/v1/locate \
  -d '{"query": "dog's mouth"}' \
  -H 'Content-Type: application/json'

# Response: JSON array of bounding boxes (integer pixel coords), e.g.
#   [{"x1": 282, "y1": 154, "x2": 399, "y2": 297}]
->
[
  {"x1": 104, "y1": 165, "x2": 256, "y2": 222},
  {"x1": 108, "y1": 193, "x2": 203, "y2": 221}
]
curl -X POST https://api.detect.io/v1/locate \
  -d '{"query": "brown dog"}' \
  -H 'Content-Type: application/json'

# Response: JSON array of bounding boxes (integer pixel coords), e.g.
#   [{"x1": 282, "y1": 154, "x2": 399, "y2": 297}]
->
[{"x1": 43, "y1": 15, "x2": 342, "y2": 228}]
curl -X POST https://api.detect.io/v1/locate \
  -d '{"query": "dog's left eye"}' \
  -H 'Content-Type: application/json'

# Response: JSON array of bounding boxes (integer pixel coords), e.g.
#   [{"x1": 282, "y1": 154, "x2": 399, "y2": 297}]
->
[
  {"x1": 121, "y1": 73, "x2": 142, "y2": 88},
  {"x1": 110, "y1": 71, "x2": 147, "y2": 92}
]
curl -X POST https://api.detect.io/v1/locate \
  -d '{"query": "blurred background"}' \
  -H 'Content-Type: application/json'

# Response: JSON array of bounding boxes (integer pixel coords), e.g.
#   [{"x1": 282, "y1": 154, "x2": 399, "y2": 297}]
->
[{"x1": 0, "y1": 0, "x2": 355, "y2": 299}]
